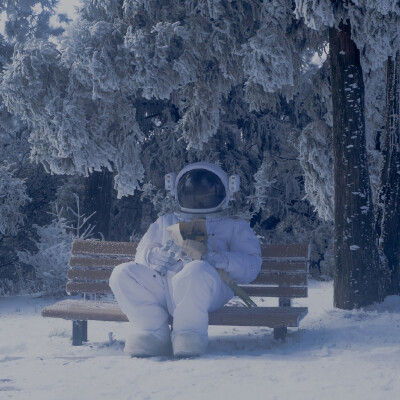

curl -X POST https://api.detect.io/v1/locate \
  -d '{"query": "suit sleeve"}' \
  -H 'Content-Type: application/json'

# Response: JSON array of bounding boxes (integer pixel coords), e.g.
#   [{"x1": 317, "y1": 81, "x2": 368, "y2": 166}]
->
[
  {"x1": 221, "y1": 219, "x2": 262, "y2": 284},
  {"x1": 134, "y1": 216, "x2": 165, "y2": 267}
]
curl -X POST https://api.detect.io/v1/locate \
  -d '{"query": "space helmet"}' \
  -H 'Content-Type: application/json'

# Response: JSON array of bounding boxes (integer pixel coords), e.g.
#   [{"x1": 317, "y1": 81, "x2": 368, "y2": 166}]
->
[{"x1": 165, "y1": 162, "x2": 240, "y2": 215}]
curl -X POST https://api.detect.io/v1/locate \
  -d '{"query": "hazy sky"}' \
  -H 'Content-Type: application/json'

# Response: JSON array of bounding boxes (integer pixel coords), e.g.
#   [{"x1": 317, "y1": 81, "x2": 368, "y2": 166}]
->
[{"x1": 57, "y1": 0, "x2": 81, "y2": 18}]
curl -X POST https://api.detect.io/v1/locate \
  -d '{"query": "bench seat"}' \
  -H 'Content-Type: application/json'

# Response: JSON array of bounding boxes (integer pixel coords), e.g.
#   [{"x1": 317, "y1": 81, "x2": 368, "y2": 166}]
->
[{"x1": 42, "y1": 299, "x2": 308, "y2": 327}]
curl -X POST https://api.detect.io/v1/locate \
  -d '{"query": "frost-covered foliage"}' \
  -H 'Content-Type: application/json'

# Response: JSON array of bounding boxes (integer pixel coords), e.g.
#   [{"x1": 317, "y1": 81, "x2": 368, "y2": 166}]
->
[
  {"x1": 348, "y1": 2, "x2": 400, "y2": 72},
  {"x1": 140, "y1": 182, "x2": 176, "y2": 217},
  {"x1": 296, "y1": 121, "x2": 334, "y2": 221},
  {"x1": 294, "y1": 0, "x2": 335, "y2": 31},
  {"x1": 252, "y1": 149, "x2": 319, "y2": 244},
  {"x1": 310, "y1": 222, "x2": 334, "y2": 279},
  {"x1": 2, "y1": 0, "x2": 317, "y2": 197},
  {"x1": 66, "y1": 194, "x2": 96, "y2": 239},
  {"x1": 17, "y1": 210, "x2": 73, "y2": 294},
  {"x1": 1, "y1": 0, "x2": 335, "y2": 282},
  {"x1": 0, "y1": 164, "x2": 31, "y2": 236},
  {"x1": 0, "y1": 0, "x2": 67, "y2": 287},
  {"x1": 364, "y1": 66, "x2": 386, "y2": 202},
  {"x1": 293, "y1": 1, "x2": 397, "y2": 220},
  {"x1": 17, "y1": 198, "x2": 95, "y2": 294},
  {"x1": 0, "y1": 0, "x2": 63, "y2": 42},
  {"x1": 247, "y1": 111, "x2": 321, "y2": 246},
  {"x1": 295, "y1": 0, "x2": 400, "y2": 72}
]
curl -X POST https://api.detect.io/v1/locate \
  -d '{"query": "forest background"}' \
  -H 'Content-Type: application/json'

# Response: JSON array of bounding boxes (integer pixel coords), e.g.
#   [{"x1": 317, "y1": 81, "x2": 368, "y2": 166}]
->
[{"x1": 0, "y1": 0, "x2": 399, "y2": 309}]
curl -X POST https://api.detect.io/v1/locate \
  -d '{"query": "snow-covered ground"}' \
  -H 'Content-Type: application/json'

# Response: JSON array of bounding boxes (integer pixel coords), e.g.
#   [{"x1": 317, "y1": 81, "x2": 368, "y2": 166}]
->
[{"x1": 1, "y1": 280, "x2": 400, "y2": 400}]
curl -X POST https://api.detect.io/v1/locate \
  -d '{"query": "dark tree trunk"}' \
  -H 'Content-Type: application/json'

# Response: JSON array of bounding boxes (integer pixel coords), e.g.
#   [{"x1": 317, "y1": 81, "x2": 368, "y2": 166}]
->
[
  {"x1": 83, "y1": 168, "x2": 113, "y2": 240},
  {"x1": 377, "y1": 51, "x2": 400, "y2": 296},
  {"x1": 329, "y1": 20, "x2": 380, "y2": 309}
]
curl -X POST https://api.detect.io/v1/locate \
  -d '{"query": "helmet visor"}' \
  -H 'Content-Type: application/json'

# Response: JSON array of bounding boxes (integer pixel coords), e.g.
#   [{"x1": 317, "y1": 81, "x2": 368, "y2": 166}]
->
[{"x1": 177, "y1": 169, "x2": 226, "y2": 210}]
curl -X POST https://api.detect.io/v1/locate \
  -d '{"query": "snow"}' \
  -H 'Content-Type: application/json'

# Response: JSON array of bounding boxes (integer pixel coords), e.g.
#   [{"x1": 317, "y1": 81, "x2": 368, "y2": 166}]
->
[{"x1": 1, "y1": 280, "x2": 400, "y2": 400}]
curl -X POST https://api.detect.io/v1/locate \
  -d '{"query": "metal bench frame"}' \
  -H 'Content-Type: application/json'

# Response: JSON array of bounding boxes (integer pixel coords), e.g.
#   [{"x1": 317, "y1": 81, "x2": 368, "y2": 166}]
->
[{"x1": 42, "y1": 240, "x2": 310, "y2": 345}]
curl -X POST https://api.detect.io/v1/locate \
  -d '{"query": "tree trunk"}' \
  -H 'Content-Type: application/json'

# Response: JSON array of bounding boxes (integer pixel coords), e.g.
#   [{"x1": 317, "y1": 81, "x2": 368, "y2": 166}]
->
[
  {"x1": 377, "y1": 51, "x2": 400, "y2": 296},
  {"x1": 84, "y1": 168, "x2": 113, "y2": 240},
  {"x1": 329, "y1": 20, "x2": 380, "y2": 309}
]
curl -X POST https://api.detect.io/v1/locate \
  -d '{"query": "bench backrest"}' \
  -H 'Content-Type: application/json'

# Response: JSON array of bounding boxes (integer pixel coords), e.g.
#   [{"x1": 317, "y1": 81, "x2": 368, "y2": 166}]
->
[{"x1": 67, "y1": 240, "x2": 310, "y2": 300}]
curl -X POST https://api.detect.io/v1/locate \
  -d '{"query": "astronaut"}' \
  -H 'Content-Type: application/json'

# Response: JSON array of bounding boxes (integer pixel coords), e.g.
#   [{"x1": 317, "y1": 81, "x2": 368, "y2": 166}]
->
[{"x1": 109, "y1": 162, "x2": 262, "y2": 357}]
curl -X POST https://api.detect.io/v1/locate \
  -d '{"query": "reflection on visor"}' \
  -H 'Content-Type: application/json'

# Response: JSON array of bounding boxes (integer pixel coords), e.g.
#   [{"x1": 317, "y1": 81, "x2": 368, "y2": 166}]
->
[{"x1": 177, "y1": 169, "x2": 226, "y2": 210}]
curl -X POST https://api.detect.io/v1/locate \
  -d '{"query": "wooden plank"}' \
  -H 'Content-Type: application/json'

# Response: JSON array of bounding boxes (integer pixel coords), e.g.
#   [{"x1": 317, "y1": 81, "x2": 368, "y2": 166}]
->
[
  {"x1": 42, "y1": 300, "x2": 129, "y2": 322},
  {"x1": 209, "y1": 306, "x2": 308, "y2": 327},
  {"x1": 67, "y1": 268, "x2": 307, "y2": 285},
  {"x1": 67, "y1": 269, "x2": 113, "y2": 280},
  {"x1": 261, "y1": 243, "x2": 309, "y2": 258},
  {"x1": 240, "y1": 286, "x2": 308, "y2": 298},
  {"x1": 261, "y1": 260, "x2": 308, "y2": 273},
  {"x1": 69, "y1": 257, "x2": 130, "y2": 268},
  {"x1": 67, "y1": 282, "x2": 112, "y2": 294},
  {"x1": 42, "y1": 300, "x2": 308, "y2": 327},
  {"x1": 67, "y1": 281, "x2": 307, "y2": 298},
  {"x1": 70, "y1": 257, "x2": 308, "y2": 273},
  {"x1": 252, "y1": 273, "x2": 307, "y2": 286},
  {"x1": 71, "y1": 240, "x2": 309, "y2": 259},
  {"x1": 72, "y1": 240, "x2": 137, "y2": 257}
]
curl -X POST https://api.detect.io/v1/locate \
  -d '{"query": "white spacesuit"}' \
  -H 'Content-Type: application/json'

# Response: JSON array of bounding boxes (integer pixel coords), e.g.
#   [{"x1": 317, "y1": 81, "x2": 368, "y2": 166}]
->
[{"x1": 109, "y1": 162, "x2": 262, "y2": 357}]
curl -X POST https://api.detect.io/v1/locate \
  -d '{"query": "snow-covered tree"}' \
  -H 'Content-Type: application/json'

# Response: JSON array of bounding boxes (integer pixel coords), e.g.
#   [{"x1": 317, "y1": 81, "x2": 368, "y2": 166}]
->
[
  {"x1": 295, "y1": 0, "x2": 400, "y2": 307},
  {"x1": 2, "y1": 0, "x2": 335, "y2": 285},
  {"x1": 2, "y1": 0, "x2": 317, "y2": 196},
  {"x1": 0, "y1": 164, "x2": 30, "y2": 238},
  {"x1": 376, "y1": 50, "x2": 400, "y2": 297},
  {"x1": 0, "y1": 0, "x2": 66, "y2": 287}
]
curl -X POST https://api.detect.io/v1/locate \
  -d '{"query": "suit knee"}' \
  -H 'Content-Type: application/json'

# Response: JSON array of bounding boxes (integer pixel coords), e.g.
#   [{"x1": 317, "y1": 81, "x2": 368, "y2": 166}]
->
[
  {"x1": 174, "y1": 260, "x2": 219, "y2": 284},
  {"x1": 109, "y1": 262, "x2": 136, "y2": 292}
]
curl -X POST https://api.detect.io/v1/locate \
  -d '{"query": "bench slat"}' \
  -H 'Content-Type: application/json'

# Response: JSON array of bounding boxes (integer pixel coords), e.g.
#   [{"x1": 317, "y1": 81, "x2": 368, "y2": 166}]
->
[
  {"x1": 261, "y1": 243, "x2": 309, "y2": 258},
  {"x1": 66, "y1": 282, "x2": 307, "y2": 298},
  {"x1": 67, "y1": 282, "x2": 111, "y2": 294},
  {"x1": 67, "y1": 268, "x2": 308, "y2": 287},
  {"x1": 72, "y1": 240, "x2": 309, "y2": 259},
  {"x1": 67, "y1": 269, "x2": 113, "y2": 280},
  {"x1": 42, "y1": 300, "x2": 308, "y2": 327},
  {"x1": 261, "y1": 261, "x2": 308, "y2": 272},
  {"x1": 209, "y1": 306, "x2": 308, "y2": 327},
  {"x1": 253, "y1": 273, "x2": 307, "y2": 286},
  {"x1": 69, "y1": 257, "x2": 308, "y2": 274},
  {"x1": 241, "y1": 286, "x2": 307, "y2": 297},
  {"x1": 72, "y1": 240, "x2": 137, "y2": 256},
  {"x1": 69, "y1": 257, "x2": 129, "y2": 268}
]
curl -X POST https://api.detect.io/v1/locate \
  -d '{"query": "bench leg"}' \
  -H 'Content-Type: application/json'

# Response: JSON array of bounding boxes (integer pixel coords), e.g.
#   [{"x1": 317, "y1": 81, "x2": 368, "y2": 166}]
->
[
  {"x1": 72, "y1": 320, "x2": 88, "y2": 346},
  {"x1": 273, "y1": 327, "x2": 287, "y2": 341}
]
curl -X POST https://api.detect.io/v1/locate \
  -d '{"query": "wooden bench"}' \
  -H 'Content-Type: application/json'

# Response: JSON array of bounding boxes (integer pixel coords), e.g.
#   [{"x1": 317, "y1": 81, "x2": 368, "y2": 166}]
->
[{"x1": 42, "y1": 240, "x2": 310, "y2": 345}]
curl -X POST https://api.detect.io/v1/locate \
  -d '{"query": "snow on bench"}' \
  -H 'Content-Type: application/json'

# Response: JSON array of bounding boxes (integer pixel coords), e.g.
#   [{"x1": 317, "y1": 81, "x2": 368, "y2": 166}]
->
[{"x1": 42, "y1": 240, "x2": 310, "y2": 345}]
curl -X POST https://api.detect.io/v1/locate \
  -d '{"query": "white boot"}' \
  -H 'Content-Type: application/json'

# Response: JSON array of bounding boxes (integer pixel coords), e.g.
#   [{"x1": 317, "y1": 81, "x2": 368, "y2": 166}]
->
[
  {"x1": 124, "y1": 327, "x2": 172, "y2": 357},
  {"x1": 172, "y1": 331, "x2": 208, "y2": 357}
]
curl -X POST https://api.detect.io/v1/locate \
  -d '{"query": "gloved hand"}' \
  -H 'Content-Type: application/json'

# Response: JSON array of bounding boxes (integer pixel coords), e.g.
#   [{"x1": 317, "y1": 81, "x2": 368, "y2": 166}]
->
[
  {"x1": 202, "y1": 251, "x2": 229, "y2": 270},
  {"x1": 166, "y1": 222, "x2": 207, "y2": 260},
  {"x1": 148, "y1": 246, "x2": 175, "y2": 270}
]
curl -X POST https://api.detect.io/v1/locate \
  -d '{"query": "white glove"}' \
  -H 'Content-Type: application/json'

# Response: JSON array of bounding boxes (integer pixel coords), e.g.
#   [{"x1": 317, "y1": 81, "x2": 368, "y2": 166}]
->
[
  {"x1": 202, "y1": 251, "x2": 229, "y2": 270},
  {"x1": 148, "y1": 246, "x2": 175, "y2": 268}
]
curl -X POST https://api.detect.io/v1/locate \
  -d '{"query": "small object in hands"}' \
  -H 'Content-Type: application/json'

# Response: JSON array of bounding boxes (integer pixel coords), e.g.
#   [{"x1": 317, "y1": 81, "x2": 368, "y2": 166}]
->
[
  {"x1": 166, "y1": 219, "x2": 208, "y2": 260},
  {"x1": 148, "y1": 246, "x2": 176, "y2": 276}
]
